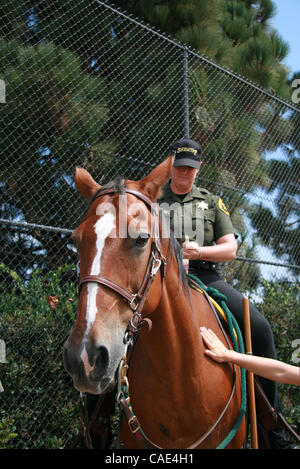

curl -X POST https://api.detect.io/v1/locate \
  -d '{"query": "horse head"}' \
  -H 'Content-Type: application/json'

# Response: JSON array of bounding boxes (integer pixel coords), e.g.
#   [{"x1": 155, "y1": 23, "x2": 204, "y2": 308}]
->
[{"x1": 63, "y1": 157, "x2": 173, "y2": 394}]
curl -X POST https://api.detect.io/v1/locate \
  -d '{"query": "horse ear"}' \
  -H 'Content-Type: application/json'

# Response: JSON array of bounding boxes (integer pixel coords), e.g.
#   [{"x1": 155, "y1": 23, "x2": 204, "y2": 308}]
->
[
  {"x1": 138, "y1": 156, "x2": 173, "y2": 201},
  {"x1": 75, "y1": 167, "x2": 101, "y2": 201}
]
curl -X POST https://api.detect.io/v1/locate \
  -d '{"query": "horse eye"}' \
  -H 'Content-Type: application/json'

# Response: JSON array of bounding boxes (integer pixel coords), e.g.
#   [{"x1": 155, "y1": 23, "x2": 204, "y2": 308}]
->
[{"x1": 135, "y1": 233, "x2": 150, "y2": 248}]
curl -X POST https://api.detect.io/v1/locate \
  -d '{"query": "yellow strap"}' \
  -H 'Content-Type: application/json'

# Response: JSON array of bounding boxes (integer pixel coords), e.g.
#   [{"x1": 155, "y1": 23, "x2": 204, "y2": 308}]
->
[{"x1": 193, "y1": 287, "x2": 238, "y2": 343}]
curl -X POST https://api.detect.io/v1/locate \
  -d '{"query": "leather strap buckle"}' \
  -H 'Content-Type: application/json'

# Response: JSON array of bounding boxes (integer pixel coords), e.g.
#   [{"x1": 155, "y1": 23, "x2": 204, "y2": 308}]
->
[{"x1": 128, "y1": 415, "x2": 141, "y2": 434}]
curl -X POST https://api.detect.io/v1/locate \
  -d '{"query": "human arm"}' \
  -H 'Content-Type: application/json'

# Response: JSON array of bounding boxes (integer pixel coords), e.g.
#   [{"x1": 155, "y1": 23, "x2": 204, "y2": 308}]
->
[
  {"x1": 182, "y1": 234, "x2": 237, "y2": 262},
  {"x1": 200, "y1": 327, "x2": 300, "y2": 386}
]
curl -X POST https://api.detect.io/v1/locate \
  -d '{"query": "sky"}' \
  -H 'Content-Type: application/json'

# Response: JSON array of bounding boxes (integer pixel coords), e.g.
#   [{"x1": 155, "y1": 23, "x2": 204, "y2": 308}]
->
[
  {"x1": 270, "y1": 0, "x2": 300, "y2": 76},
  {"x1": 254, "y1": 1, "x2": 300, "y2": 282}
]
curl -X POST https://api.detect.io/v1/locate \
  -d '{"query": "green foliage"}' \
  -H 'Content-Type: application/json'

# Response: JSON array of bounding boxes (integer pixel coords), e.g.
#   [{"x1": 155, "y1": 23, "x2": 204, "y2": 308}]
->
[
  {"x1": 0, "y1": 39, "x2": 111, "y2": 178},
  {"x1": 0, "y1": 0, "x2": 298, "y2": 283},
  {"x1": 0, "y1": 411, "x2": 18, "y2": 449},
  {"x1": 1, "y1": 265, "x2": 298, "y2": 448},
  {"x1": 252, "y1": 281, "x2": 300, "y2": 430},
  {"x1": 114, "y1": 0, "x2": 292, "y2": 96},
  {"x1": 110, "y1": 0, "x2": 299, "y2": 255},
  {"x1": 0, "y1": 37, "x2": 113, "y2": 281},
  {"x1": 0, "y1": 264, "x2": 80, "y2": 448}
]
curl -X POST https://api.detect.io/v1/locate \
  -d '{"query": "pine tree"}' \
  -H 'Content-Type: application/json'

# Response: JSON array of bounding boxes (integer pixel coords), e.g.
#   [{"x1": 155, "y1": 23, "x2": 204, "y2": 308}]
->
[
  {"x1": 0, "y1": 0, "x2": 299, "y2": 279},
  {"x1": 114, "y1": 0, "x2": 292, "y2": 97},
  {"x1": 113, "y1": 0, "x2": 299, "y2": 278}
]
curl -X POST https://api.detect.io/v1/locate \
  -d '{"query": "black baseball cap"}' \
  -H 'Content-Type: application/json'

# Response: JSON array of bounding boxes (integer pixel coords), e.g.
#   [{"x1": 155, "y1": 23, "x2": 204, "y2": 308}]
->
[{"x1": 171, "y1": 138, "x2": 202, "y2": 169}]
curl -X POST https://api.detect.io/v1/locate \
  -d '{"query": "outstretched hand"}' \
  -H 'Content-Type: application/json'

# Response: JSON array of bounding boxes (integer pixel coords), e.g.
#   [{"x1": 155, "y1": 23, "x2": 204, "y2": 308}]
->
[{"x1": 200, "y1": 327, "x2": 229, "y2": 363}]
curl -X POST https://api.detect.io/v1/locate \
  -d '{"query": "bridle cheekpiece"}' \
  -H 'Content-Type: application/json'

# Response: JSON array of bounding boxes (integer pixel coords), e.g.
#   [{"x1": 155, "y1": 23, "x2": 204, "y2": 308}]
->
[{"x1": 78, "y1": 186, "x2": 166, "y2": 344}]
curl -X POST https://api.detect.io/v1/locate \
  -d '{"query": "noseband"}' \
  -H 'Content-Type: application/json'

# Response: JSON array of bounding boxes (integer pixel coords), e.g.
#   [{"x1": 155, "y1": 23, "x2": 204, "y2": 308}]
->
[{"x1": 78, "y1": 187, "x2": 166, "y2": 343}]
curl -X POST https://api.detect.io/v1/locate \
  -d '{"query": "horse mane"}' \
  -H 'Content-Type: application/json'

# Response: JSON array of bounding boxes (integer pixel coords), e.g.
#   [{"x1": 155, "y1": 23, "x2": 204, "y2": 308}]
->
[
  {"x1": 167, "y1": 226, "x2": 190, "y2": 295},
  {"x1": 88, "y1": 176, "x2": 126, "y2": 208},
  {"x1": 159, "y1": 209, "x2": 189, "y2": 295}
]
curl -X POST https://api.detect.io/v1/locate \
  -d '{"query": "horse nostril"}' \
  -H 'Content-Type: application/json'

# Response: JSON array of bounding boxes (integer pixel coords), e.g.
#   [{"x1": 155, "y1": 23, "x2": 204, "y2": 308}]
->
[
  {"x1": 90, "y1": 345, "x2": 109, "y2": 381},
  {"x1": 95, "y1": 345, "x2": 109, "y2": 373}
]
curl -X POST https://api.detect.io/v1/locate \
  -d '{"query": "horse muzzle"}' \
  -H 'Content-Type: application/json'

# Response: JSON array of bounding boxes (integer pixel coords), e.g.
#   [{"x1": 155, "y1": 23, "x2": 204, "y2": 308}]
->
[{"x1": 63, "y1": 340, "x2": 120, "y2": 395}]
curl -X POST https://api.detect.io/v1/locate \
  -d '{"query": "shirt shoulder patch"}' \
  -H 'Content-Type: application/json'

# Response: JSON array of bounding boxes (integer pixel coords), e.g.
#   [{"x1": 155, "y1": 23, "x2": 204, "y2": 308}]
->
[{"x1": 218, "y1": 198, "x2": 230, "y2": 216}]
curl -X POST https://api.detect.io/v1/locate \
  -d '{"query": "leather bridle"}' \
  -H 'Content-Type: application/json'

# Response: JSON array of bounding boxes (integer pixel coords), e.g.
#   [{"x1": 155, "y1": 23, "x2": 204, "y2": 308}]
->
[{"x1": 78, "y1": 187, "x2": 166, "y2": 342}]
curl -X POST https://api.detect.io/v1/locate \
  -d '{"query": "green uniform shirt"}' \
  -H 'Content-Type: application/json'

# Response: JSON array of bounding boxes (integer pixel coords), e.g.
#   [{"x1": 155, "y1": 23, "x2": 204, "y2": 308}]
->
[{"x1": 158, "y1": 182, "x2": 235, "y2": 246}]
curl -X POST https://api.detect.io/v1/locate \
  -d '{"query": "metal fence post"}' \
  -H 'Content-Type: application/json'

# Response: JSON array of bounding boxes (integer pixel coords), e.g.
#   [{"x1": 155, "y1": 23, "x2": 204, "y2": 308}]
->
[{"x1": 181, "y1": 48, "x2": 190, "y2": 138}]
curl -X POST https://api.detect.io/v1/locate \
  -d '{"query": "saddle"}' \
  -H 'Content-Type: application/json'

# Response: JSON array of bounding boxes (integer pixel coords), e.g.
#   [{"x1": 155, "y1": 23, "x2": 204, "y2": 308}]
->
[
  {"x1": 188, "y1": 275, "x2": 300, "y2": 448},
  {"x1": 254, "y1": 378, "x2": 300, "y2": 448}
]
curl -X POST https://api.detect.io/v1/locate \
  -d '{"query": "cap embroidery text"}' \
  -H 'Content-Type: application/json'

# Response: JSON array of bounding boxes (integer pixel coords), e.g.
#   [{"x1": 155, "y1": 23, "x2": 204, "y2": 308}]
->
[{"x1": 176, "y1": 147, "x2": 198, "y2": 156}]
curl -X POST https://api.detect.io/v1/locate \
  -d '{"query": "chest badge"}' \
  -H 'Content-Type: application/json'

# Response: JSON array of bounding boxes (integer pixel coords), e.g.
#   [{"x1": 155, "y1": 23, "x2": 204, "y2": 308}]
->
[{"x1": 197, "y1": 201, "x2": 208, "y2": 210}]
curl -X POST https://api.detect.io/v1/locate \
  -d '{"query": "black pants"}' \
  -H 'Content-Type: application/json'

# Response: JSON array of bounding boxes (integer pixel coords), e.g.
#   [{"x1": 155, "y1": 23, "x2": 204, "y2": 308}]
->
[{"x1": 192, "y1": 267, "x2": 281, "y2": 413}]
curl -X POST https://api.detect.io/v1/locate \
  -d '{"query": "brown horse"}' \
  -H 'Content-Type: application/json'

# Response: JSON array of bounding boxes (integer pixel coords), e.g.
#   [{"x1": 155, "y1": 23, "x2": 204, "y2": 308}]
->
[{"x1": 63, "y1": 157, "x2": 246, "y2": 449}]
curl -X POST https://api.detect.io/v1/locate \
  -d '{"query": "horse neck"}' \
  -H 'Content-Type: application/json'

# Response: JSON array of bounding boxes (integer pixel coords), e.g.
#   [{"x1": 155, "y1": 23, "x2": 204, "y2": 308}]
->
[{"x1": 139, "y1": 257, "x2": 204, "y2": 375}]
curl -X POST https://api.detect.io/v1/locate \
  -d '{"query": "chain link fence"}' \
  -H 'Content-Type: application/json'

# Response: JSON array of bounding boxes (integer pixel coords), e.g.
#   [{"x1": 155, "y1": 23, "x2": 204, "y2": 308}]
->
[{"x1": 0, "y1": 0, "x2": 299, "y2": 448}]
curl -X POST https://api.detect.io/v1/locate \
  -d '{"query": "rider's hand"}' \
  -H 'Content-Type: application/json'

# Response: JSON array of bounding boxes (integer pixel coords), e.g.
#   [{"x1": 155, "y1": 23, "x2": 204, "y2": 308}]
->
[{"x1": 182, "y1": 238, "x2": 202, "y2": 260}]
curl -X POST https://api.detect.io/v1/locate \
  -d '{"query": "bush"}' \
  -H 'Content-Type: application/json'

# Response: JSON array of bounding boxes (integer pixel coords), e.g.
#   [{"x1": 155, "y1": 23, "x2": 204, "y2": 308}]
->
[
  {"x1": 1, "y1": 266, "x2": 298, "y2": 448},
  {"x1": 0, "y1": 264, "x2": 80, "y2": 449},
  {"x1": 252, "y1": 280, "x2": 300, "y2": 433},
  {"x1": 0, "y1": 411, "x2": 17, "y2": 449}
]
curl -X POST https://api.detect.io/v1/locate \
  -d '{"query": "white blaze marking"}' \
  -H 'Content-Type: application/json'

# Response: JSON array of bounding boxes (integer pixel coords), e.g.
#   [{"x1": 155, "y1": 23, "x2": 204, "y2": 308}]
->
[
  {"x1": 85, "y1": 212, "x2": 115, "y2": 335},
  {"x1": 80, "y1": 345, "x2": 94, "y2": 376}
]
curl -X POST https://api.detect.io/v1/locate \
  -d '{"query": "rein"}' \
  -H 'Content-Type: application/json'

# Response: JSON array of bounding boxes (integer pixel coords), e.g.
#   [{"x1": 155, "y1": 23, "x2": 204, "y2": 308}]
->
[{"x1": 116, "y1": 282, "x2": 241, "y2": 450}]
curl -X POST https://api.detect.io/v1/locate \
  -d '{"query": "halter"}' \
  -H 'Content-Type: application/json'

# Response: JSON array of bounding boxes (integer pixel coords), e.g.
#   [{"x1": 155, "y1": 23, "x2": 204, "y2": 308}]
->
[{"x1": 78, "y1": 187, "x2": 166, "y2": 342}]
